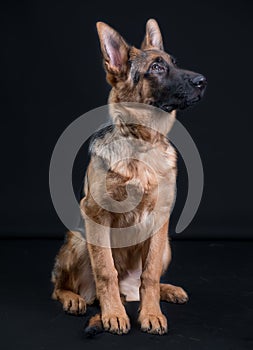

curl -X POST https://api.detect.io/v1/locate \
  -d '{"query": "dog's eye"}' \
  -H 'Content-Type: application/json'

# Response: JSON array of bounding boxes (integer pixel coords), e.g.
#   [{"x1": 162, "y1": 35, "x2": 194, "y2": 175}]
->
[{"x1": 150, "y1": 63, "x2": 165, "y2": 73}]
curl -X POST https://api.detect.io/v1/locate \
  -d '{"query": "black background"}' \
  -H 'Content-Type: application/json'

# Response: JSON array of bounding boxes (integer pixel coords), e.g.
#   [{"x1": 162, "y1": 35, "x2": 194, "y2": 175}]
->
[
  {"x1": 1, "y1": 0, "x2": 253, "y2": 238},
  {"x1": 1, "y1": 2, "x2": 253, "y2": 350}
]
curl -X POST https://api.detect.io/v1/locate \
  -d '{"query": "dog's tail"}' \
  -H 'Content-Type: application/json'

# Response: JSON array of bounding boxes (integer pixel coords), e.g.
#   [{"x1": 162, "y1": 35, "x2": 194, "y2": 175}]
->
[{"x1": 84, "y1": 313, "x2": 103, "y2": 337}]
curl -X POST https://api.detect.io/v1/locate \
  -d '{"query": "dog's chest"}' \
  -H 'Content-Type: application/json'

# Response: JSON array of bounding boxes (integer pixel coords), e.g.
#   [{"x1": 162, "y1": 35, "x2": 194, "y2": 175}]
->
[
  {"x1": 110, "y1": 141, "x2": 176, "y2": 192},
  {"x1": 89, "y1": 133, "x2": 177, "y2": 225}
]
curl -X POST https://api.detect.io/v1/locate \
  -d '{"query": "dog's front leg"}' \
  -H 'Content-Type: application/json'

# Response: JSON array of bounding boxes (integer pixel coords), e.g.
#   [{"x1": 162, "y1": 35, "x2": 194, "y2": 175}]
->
[
  {"x1": 139, "y1": 221, "x2": 169, "y2": 335},
  {"x1": 85, "y1": 220, "x2": 130, "y2": 335}
]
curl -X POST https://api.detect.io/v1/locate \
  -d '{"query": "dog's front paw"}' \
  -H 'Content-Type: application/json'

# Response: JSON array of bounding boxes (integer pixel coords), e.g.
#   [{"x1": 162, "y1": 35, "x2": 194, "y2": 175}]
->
[
  {"x1": 139, "y1": 312, "x2": 168, "y2": 335},
  {"x1": 102, "y1": 312, "x2": 130, "y2": 335}
]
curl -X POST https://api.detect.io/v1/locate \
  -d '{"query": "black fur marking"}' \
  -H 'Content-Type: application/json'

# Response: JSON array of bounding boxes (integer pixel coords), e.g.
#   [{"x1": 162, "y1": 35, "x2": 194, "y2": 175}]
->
[
  {"x1": 89, "y1": 122, "x2": 115, "y2": 154},
  {"x1": 84, "y1": 325, "x2": 103, "y2": 338},
  {"x1": 133, "y1": 70, "x2": 140, "y2": 84},
  {"x1": 144, "y1": 62, "x2": 206, "y2": 112},
  {"x1": 74, "y1": 123, "x2": 115, "y2": 203}
]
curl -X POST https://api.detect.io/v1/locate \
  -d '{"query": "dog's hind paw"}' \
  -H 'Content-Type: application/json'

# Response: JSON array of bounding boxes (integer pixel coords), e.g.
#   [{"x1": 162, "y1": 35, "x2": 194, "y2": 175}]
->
[
  {"x1": 160, "y1": 283, "x2": 189, "y2": 304},
  {"x1": 61, "y1": 292, "x2": 87, "y2": 315}
]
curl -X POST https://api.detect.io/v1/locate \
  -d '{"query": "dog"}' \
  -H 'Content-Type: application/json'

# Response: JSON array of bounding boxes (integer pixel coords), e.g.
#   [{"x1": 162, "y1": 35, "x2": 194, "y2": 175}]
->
[{"x1": 51, "y1": 19, "x2": 206, "y2": 335}]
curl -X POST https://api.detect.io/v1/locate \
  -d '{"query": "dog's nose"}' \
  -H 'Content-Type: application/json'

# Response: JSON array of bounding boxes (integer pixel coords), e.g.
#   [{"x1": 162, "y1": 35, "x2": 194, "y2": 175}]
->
[{"x1": 190, "y1": 75, "x2": 207, "y2": 90}]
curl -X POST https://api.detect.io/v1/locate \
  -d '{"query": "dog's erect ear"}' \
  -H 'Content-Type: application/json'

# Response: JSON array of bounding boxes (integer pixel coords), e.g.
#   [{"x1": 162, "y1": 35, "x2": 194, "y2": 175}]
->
[
  {"x1": 96, "y1": 22, "x2": 129, "y2": 74},
  {"x1": 141, "y1": 19, "x2": 164, "y2": 51}
]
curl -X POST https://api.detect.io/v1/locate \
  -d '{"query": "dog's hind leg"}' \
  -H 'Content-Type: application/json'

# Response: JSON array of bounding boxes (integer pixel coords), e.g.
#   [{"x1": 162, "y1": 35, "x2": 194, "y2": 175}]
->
[
  {"x1": 159, "y1": 235, "x2": 189, "y2": 304},
  {"x1": 160, "y1": 283, "x2": 189, "y2": 304},
  {"x1": 52, "y1": 289, "x2": 87, "y2": 315},
  {"x1": 51, "y1": 231, "x2": 96, "y2": 315}
]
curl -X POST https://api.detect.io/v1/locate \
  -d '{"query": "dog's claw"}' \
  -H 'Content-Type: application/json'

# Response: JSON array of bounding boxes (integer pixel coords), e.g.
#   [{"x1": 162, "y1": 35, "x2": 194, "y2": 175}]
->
[
  {"x1": 139, "y1": 313, "x2": 168, "y2": 335},
  {"x1": 102, "y1": 314, "x2": 130, "y2": 335}
]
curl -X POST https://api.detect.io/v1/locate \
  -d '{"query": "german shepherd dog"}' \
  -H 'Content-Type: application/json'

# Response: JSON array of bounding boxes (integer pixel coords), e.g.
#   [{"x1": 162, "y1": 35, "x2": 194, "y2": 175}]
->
[{"x1": 52, "y1": 19, "x2": 206, "y2": 335}]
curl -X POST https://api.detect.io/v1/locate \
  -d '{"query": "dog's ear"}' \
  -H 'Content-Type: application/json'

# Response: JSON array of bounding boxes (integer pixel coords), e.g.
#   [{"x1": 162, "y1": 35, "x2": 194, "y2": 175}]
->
[
  {"x1": 96, "y1": 22, "x2": 129, "y2": 75},
  {"x1": 141, "y1": 19, "x2": 164, "y2": 51}
]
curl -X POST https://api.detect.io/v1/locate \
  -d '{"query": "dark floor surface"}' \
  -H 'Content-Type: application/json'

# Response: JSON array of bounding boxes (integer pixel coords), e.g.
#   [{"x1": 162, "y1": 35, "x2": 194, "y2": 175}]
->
[{"x1": 0, "y1": 239, "x2": 253, "y2": 350}]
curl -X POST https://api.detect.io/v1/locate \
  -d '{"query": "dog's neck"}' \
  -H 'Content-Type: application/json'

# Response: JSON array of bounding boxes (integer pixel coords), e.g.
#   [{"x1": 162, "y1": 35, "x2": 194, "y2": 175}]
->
[{"x1": 108, "y1": 98, "x2": 176, "y2": 143}]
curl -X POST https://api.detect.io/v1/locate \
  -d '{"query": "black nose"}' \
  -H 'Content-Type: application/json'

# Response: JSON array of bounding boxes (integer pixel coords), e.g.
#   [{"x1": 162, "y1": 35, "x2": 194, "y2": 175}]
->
[{"x1": 190, "y1": 75, "x2": 207, "y2": 90}]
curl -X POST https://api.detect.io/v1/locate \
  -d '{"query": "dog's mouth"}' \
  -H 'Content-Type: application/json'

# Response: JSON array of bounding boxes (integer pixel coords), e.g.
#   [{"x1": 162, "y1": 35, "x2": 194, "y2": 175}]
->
[
  {"x1": 160, "y1": 104, "x2": 178, "y2": 113},
  {"x1": 160, "y1": 89, "x2": 206, "y2": 113},
  {"x1": 160, "y1": 98, "x2": 200, "y2": 113},
  {"x1": 179, "y1": 95, "x2": 202, "y2": 110}
]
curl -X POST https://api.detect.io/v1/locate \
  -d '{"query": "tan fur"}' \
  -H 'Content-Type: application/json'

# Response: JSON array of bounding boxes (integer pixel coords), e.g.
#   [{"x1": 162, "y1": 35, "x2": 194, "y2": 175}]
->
[{"x1": 52, "y1": 19, "x2": 189, "y2": 335}]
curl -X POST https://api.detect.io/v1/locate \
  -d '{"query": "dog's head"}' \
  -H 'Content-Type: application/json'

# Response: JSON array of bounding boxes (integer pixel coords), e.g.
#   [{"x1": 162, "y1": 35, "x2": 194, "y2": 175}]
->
[{"x1": 97, "y1": 19, "x2": 206, "y2": 112}]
